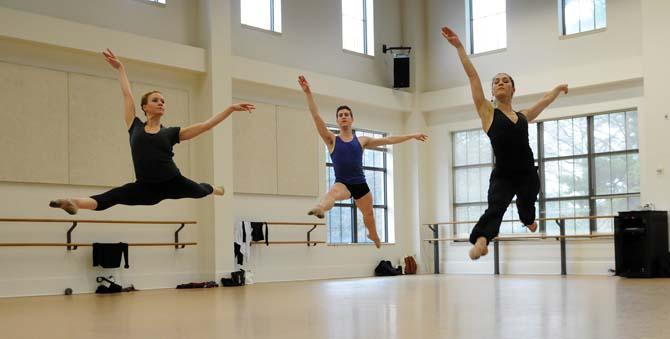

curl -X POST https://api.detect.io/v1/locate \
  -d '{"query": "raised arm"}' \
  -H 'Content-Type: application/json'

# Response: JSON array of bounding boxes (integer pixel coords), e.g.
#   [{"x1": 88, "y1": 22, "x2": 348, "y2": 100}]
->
[
  {"x1": 360, "y1": 133, "x2": 428, "y2": 148},
  {"x1": 520, "y1": 84, "x2": 569, "y2": 122},
  {"x1": 179, "y1": 103, "x2": 255, "y2": 142},
  {"x1": 103, "y1": 49, "x2": 136, "y2": 129},
  {"x1": 298, "y1": 75, "x2": 336, "y2": 147},
  {"x1": 441, "y1": 26, "x2": 494, "y2": 129}
]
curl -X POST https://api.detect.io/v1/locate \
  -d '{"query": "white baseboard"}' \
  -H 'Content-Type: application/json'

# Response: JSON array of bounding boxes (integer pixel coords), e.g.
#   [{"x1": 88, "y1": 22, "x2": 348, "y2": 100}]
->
[
  {"x1": 2, "y1": 260, "x2": 616, "y2": 298},
  {"x1": 0, "y1": 271, "x2": 208, "y2": 298},
  {"x1": 231, "y1": 264, "x2": 376, "y2": 283},
  {"x1": 443, "y1": 260, "x2": 615, "y2": 275}
]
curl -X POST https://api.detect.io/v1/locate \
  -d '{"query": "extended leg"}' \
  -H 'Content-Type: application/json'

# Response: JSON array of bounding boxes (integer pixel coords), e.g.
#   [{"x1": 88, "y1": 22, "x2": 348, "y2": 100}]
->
[{"x1": 308, "y1": 183, "x2": 351, "y2": 219}]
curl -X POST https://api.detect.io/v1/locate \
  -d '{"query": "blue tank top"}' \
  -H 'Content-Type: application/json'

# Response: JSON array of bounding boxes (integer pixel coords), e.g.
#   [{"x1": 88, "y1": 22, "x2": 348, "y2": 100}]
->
[{"x1": 330, "y1": 134, "x2": 366, "y2": 184}]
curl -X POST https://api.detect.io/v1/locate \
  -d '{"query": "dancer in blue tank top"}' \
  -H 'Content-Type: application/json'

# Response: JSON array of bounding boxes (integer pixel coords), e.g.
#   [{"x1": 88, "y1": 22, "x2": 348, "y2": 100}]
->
[
  {"x1": 442, "y1": 26, "x2": 569, "y2": 260},
  {"x1": 298, "y1": 76, "x2": 428, "y2": 248}
]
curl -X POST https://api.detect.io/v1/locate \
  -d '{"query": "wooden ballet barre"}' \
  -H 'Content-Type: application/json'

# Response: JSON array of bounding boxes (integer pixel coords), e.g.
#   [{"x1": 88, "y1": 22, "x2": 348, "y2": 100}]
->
[
  {"x1": 421, "y1": 215, "x2": 617, "y2": 226},
  {"x1": 0, "y1": 218, "x2": 197, "y2": 250},
  {"x1": 422, "y1": 215, "x2": 617, "y2": 275},
  {"x1": 248, "y1": 221, "x2": 326, "y2": 247},
  {"x1": 423, "y1": 233, "x2": 614, "y2": 242},
  {"x1": 265, "y1": 221, "x2": 326, "y2": 226},
  {"x1": 251, "y1": 240, "x2": 326, "y2": 245},
  {"x1": 0, "y1": 218, "x2": 197, "y2": 224},
  {"x1": 0, "y1": 242, "x2": 197, "y2": 247}
]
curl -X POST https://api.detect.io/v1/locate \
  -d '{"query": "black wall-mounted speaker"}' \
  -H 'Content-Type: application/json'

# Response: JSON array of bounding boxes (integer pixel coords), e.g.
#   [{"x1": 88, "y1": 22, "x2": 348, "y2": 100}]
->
[{"x1": 393, "y1": 54, "x2": 410, "y2": 88}]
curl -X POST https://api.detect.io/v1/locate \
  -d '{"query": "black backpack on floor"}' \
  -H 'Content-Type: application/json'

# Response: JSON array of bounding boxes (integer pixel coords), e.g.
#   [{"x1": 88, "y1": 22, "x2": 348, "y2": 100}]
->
[
  {"x1": 221, "y1": 269, "x2": 246, "y2": 287},
  {"x1": 374, "y1": 260, "x2": 402, "y2": 276}
]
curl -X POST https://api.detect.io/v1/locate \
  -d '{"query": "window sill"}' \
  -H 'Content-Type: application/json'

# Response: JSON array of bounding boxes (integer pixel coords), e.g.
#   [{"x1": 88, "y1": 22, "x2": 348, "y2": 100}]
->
[
  {"x1": 241, "y1": 24, "x2": 282, "y2": 36},
  {"x1": 469, "y1": 48, "x2": 507, "y2": 58},
  {"x1": 328, "y1": 242, "x2": 395, "y2": 247},
  {"x1": 342, "y1": 48, "x2": 375, "y2": 59},
  {"x1": 559, "y1": 27, "x2": 607, "y2": 40}
]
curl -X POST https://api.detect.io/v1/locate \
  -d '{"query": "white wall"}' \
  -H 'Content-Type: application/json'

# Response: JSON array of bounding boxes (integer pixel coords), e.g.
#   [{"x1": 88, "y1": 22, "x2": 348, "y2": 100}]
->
[
  {"x1": 0, "y1": 0, "x2": 201, "y2": 47},
  {"x1": 425, "y1": 0, "x2": 642, "y2": 91},
  {"x1": 231, "y1": 0, "x2": 403, "y2": 87},
  {"x1": 639, "y1": 0, "x2": 670, "y2": 212}
]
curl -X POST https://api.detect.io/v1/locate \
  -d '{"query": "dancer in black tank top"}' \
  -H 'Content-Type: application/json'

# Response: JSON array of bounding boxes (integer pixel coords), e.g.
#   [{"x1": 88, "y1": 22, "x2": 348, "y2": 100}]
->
[
  {"x1": 49, "y1": 49, "x2": 255, "y2": 214},
  {"x1": 442, "y1": 26, "x2": 569, "y2": 260}
]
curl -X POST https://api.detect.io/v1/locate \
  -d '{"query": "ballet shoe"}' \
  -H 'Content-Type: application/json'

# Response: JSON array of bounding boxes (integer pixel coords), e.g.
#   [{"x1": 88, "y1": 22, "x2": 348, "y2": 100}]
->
[{"x1": 49, "y1": 199, "x2": 79, "y2": 215}]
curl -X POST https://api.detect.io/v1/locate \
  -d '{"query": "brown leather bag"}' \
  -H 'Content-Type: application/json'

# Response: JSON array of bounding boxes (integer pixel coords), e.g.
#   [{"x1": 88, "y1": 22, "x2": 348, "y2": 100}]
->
[{"x1": 404, "y1": 256, "x2": 417, "y2": 275}]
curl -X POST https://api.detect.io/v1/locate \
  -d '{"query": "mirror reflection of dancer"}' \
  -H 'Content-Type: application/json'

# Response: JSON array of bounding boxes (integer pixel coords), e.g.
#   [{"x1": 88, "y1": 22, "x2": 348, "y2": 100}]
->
[
  {"x1": 441, "y1": 27, "x2": 568, "y2": 260},
  {"x1": 50, "y1": 49, "x2": 255, "y2": 214},
  {"x1": 298, "y1": 75, "x2": 428, "y2": 248}
]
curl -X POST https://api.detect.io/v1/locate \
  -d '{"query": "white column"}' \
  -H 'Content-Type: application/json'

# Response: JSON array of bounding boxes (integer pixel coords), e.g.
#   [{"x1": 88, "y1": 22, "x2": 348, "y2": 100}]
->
[
  {"x1": 401, "y1": 0, "x2": 432, "y2": 272},
  {"x1": 640, "y1": 0, "x2": 670, "y2": 211},
  {"x1": 198, "y1": 0, "x2": 235, "y2": 279}
]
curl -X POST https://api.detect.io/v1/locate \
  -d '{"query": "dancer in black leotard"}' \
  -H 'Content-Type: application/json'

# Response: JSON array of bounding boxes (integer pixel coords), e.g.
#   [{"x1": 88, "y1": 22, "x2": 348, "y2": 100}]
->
[
  {"x1": 49, "y1": 49, "x2": 254, "y2": 214},
  {"x1": 441, "y1": 26, "x2": 569, "y2": 260}
]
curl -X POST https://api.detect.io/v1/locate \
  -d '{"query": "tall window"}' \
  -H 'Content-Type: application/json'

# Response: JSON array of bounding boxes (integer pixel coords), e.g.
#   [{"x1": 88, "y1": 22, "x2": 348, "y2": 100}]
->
[
  {"x1": 562, "y1": 0, "x2": 606, "y2": 35},
  {"x1": 468, "y1": 0, "x2": 507, "y2": 54},
  {"x1": 452, "y1": 110, "x2": 639, "y2": 237},
  {"x1": 452, "y1": 130, "x2": 496, "y2": 236},
  {"x1": 326, "y1": 127, "x2": 390, "y2": 244},
  {"x1": 592, "y1": 111, "x2": 639, "y2": 232},
  {"x1": 241, "y1": 0, "x2": 282, "y2": 33},
  {"x1": 342, "y1": 0, "x2": 374, "y2": 56}
]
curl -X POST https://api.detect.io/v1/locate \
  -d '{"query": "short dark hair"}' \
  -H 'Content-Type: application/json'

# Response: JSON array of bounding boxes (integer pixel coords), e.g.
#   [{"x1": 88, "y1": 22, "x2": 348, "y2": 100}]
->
[
  {"x1": 336, "y1": 105, "x2": 353, "y2": 120},
  {"x1": 492, "y1": 73, "x2": 515, "y2": 90}
]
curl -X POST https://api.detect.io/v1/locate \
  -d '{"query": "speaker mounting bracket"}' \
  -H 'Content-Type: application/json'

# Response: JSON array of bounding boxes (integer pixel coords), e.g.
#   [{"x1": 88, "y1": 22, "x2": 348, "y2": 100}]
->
[{"x1": 382, "y1": 44, "x2": 412, "y2": 54}]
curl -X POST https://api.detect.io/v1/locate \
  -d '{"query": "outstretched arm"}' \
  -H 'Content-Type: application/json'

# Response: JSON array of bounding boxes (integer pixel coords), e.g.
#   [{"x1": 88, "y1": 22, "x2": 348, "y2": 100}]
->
[
  {"x1": 441, "y1": 26, "x2": 494, "y2": 129},
  {"x1": 520, "y1": 84, "x2": 569, "y2": 122},
  {"x1": 103, "y1": 49, "x2": 136, "y2": 129},
  {"x1": 298, "y1": 75, "x2": 336, "y2": 147},
  {"x1": 360, "y1": 133, "x2": 428, "y2": 148},
  {"x1": 179, "y1": 103, "x2": 255, "y2": 142}
]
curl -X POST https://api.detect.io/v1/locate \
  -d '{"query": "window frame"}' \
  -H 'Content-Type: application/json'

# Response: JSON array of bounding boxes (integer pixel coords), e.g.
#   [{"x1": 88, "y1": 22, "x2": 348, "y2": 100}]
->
[
  {"x1": 467, "y1": 0, "x2": 507, "y2": 55},
  {"x1": 560, "y1": 0, "x2": 607, "y2": 36},
  {"x1": 341, "y1": 0, "x2": 375, "y2": 56},
  {"x1": 240, "y1": 0, "x2": 283, "y2": 34}
]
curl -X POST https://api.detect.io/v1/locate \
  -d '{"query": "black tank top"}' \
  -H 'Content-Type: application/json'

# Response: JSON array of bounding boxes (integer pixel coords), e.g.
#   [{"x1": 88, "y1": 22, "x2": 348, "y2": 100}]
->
[{"x1": 486, "y1": 109, "x2": 535, "y2": 173}]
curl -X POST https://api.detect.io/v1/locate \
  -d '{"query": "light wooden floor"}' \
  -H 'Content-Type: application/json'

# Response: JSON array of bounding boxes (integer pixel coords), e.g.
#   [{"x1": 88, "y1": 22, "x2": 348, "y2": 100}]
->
[{"x1": 1, "y1": 275, "x2": 669, "y2": 339}]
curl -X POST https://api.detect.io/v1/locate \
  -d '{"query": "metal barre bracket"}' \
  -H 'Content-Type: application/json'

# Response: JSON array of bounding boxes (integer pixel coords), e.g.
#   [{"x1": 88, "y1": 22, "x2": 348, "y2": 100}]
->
[
  {"x1": 66, "y1": 222, "x2": 78, "y2": 251},
  {"x1": 175, "y1": 223, "x2": 186, "y2": 249},
  {"x1": 307, "y1": 225, "x2": 318, "y2": 247}
]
